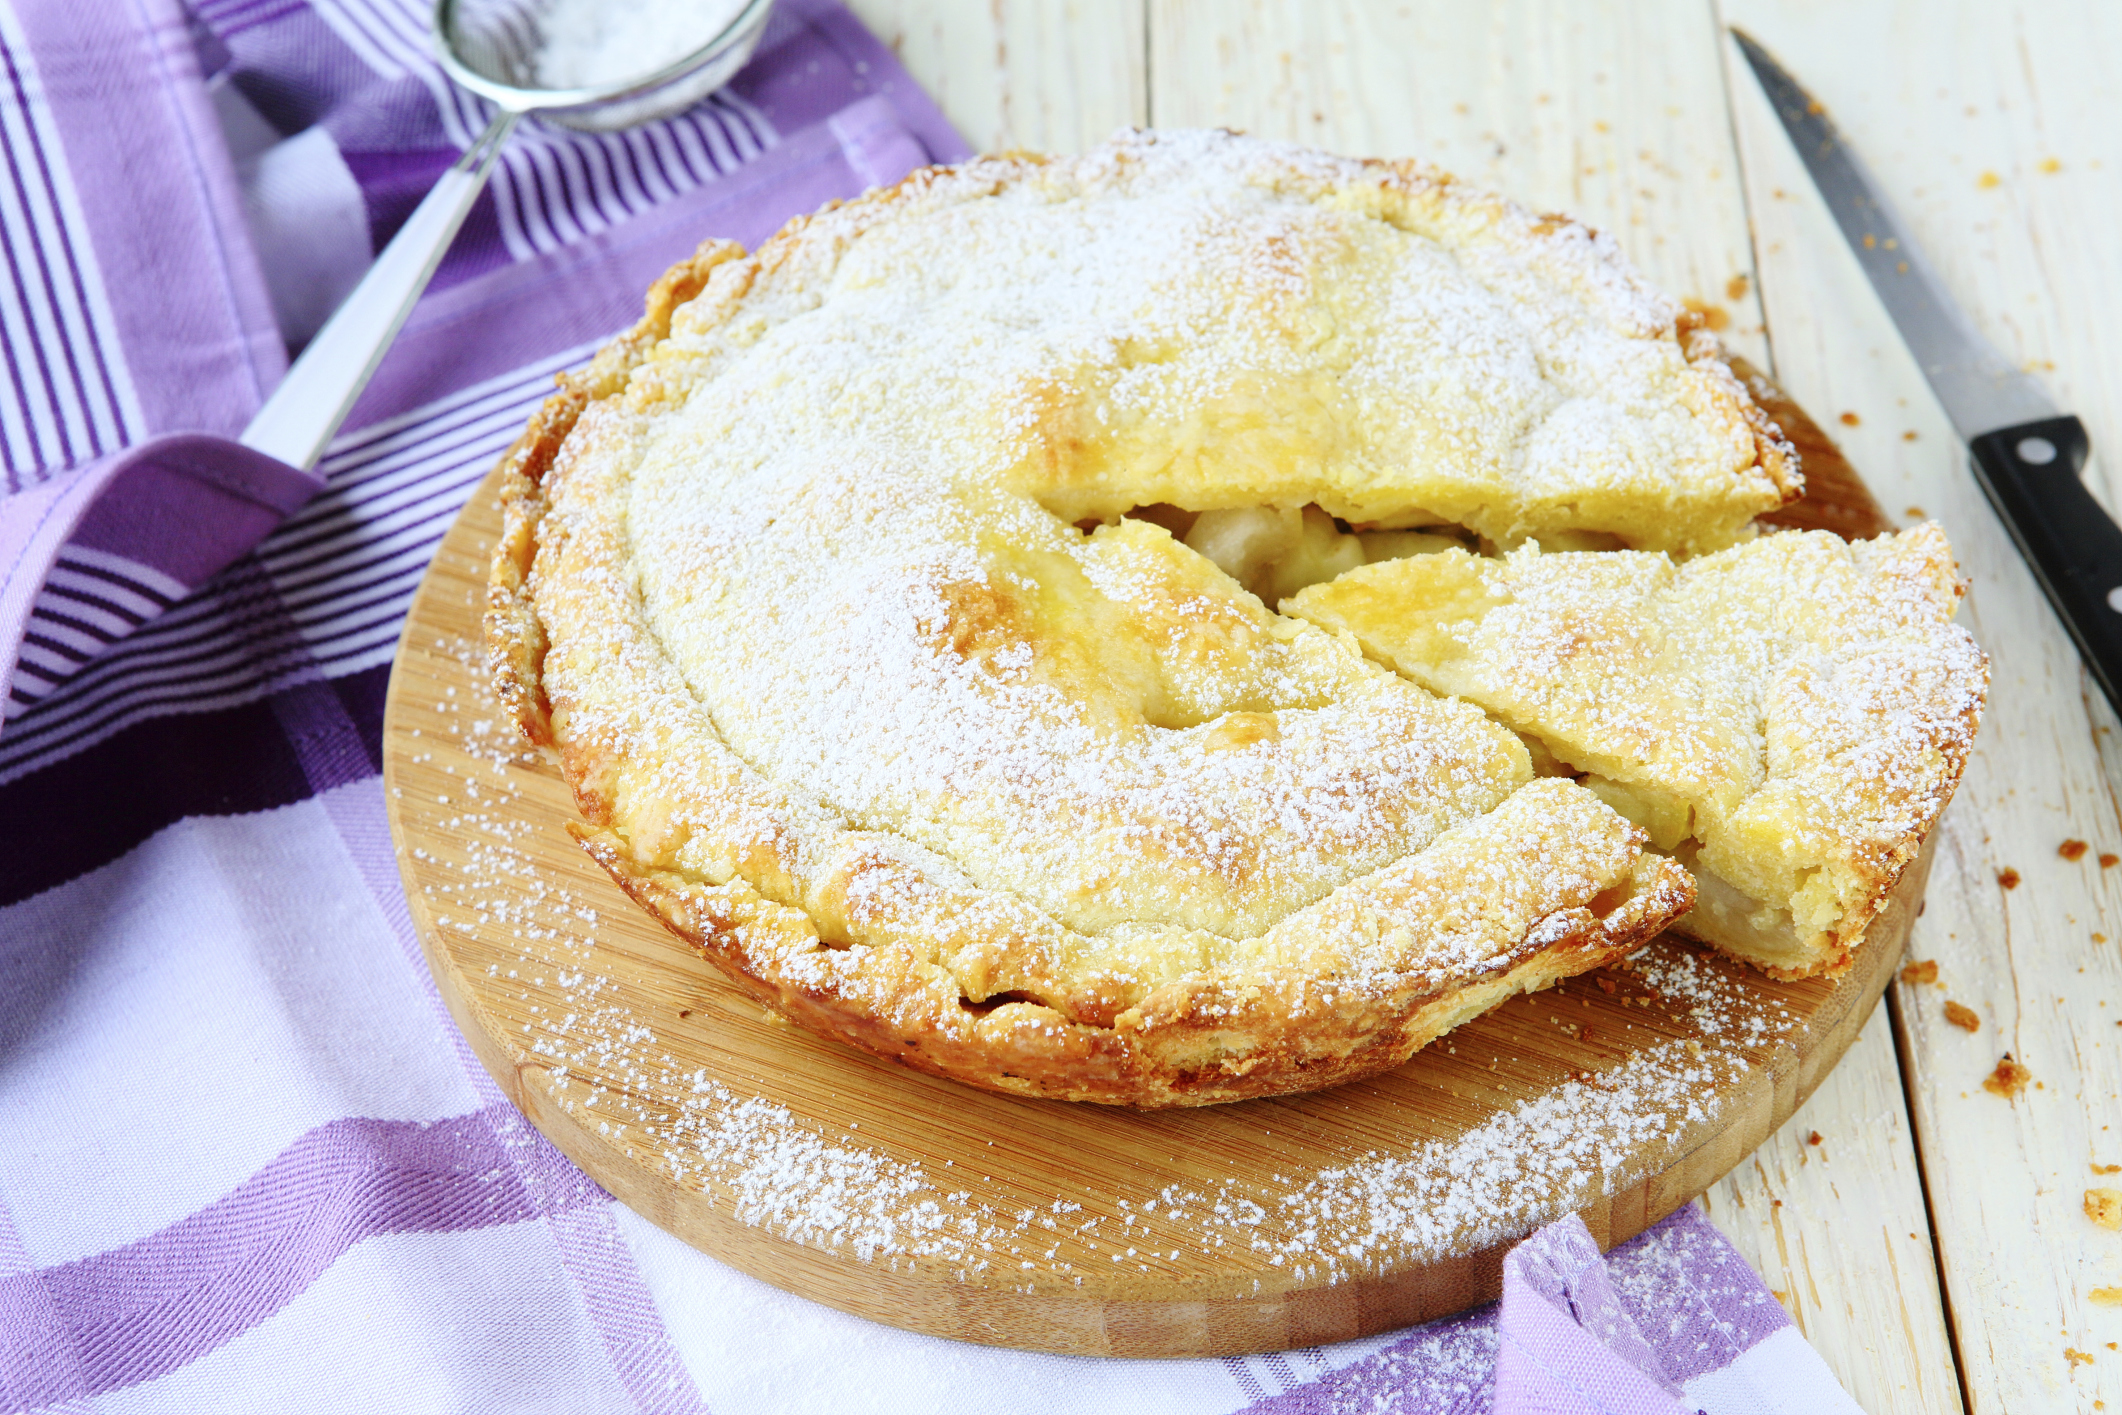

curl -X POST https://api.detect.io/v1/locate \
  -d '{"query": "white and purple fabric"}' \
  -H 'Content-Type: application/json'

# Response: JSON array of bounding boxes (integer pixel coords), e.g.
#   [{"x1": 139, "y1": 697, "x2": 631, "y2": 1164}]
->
[{"x1": 0, "y1": 2, "x2": 1868, "y2": 1410}]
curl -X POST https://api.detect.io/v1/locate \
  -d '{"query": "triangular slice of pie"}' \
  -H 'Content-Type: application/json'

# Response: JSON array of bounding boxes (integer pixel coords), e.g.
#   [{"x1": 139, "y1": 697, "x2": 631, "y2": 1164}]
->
[{"x1": 1286, "y1": 526, "x2": 1987, "y2": 977}]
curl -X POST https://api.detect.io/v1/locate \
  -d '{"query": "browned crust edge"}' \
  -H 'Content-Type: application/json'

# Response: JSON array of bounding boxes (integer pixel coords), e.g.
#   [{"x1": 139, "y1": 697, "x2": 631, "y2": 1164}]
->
[
  {"x1": 1682, "y1": 672, "x2": 1985, "y2": 985},
  {"x1": 1680, "y1": 320, "x2": 1804, "y2": 510},
  {"x1": 1673, "y1": 650, "x2": 1986, "y2": 986},
  {"x1": 573, "y1": 823, "x2": 1694, "y2": 1108},
  {"x1": 486, "y1": 237, "x2": 748, "y2": 748}
]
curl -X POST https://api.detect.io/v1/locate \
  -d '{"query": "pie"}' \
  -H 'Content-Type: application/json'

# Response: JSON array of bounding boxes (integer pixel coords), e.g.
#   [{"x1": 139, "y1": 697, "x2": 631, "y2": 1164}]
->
[{"x1": 485, "y1": 129, "x2": 1981, "y2": 1107}]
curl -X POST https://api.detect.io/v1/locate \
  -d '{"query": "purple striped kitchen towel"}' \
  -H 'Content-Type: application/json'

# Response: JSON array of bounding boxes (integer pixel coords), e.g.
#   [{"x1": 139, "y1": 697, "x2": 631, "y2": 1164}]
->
[{"x1": 0, "y1": 2, "x2": 1867, "y2": 1410}]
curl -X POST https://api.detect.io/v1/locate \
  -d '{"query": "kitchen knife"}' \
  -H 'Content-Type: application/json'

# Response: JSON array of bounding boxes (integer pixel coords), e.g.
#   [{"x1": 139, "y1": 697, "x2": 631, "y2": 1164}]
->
[{"x1": 1731, "y1": 28, "x2": 2122, "y2": 716}]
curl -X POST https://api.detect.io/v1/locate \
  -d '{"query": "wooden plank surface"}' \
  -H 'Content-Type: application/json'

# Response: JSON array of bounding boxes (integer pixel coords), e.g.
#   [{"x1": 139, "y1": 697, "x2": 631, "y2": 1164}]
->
[
  {"x1": 846, "y1": 0, "x2": 1147, "y2": 153},
  {"x1": 1722, "y1": 5, "x2": 2122, "y2": 1409}
]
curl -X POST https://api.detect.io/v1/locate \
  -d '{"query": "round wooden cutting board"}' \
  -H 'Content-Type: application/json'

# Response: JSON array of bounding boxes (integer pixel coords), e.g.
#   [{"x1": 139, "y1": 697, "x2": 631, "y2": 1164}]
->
[{"x1": 381, "y1": 367, "x2": 1924, "y2": 1358}]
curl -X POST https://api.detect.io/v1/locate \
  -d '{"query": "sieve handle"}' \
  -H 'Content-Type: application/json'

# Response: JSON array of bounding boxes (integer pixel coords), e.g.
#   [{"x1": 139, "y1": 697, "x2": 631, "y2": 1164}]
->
[{"x1": 240, "y1": 109, "x2": 520, "y2": 471}]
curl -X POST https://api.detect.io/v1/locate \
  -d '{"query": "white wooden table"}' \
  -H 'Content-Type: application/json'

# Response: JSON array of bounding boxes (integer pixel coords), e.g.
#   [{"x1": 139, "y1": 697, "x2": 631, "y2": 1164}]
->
[{"x1": 844, "y1": 3, "x2": 2122, "y2": 1409}]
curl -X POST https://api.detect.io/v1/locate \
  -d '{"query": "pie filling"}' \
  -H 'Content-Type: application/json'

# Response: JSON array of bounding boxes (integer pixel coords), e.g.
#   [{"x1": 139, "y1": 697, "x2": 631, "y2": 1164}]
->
[
  {"x1": 1113, "y1": 503, "x2": 1471, "y2": 605},
  {"x1": 1547, "y1": 763, "x2": 1815, "y2": 969},
  {"x1": 1668, "y1": 844, "x2": 1814, "y2": 972}
]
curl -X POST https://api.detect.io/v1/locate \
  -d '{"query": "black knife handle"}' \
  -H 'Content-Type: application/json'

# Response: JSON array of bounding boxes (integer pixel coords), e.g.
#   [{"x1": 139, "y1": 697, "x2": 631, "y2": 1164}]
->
[{"x1": 1966, "y1": 415, "x2": 2122, "y2": 716}]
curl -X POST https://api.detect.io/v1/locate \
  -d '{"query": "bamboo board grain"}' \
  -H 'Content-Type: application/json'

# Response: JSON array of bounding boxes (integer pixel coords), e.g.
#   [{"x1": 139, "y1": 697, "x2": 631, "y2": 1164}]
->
[{"x1": 380, "y1": 377, "x2": 1921, "y2": 1358}]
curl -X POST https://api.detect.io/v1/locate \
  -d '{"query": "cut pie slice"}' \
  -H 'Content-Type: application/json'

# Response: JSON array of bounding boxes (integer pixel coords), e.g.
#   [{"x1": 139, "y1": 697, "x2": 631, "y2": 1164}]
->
[{"x1": 1285, "y1": 526, "x2": 1988, "y2": 977}]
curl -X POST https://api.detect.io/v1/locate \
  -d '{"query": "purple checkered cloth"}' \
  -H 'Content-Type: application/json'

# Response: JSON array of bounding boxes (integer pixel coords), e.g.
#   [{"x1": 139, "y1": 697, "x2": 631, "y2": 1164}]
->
[{"x1": 0, "y1": 3, "x2": 1867, "y2": 1409}]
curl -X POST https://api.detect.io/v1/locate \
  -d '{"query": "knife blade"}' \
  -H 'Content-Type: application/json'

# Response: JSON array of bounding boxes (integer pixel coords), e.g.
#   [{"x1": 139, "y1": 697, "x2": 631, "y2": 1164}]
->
[{"x1": 1731, "y1": 28, "x2": 2122, "y2": 717}]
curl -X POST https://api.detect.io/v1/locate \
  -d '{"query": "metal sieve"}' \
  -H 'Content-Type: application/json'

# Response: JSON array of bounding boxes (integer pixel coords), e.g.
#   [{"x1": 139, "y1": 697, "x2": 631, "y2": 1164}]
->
[{"x1": 240, "y1": 0, "x2": 776, "y2": 470}]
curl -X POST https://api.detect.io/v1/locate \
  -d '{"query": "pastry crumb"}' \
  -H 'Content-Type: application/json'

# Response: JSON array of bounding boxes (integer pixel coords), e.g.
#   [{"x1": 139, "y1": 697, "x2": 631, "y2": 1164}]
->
[
  {"x1": 1944, "y1": 1001, "x2": 1981, "y2": 1032},
  {"x1": 1985, "y1": 1054, "x2": 2032, "y2": 1098},
  {"x1": 1680, "y1": 296, "x2": 1730, "y2": 332},
  {"x1": 2086, "y1": 1189, "x2": 2122, "y2": 1229},
  {"x1": 2062, "y1": 839, "x2": 2090, "y2": 861},
  {"x1": 1998, "y1": 867, "x2": 2021, "y2": 889},
  {"x1": 1838, "y1": 411, "x2": 1861, "y2": 426},
  {"x1": 1900, "y1": 959, "x2": 1938, "y2": 985},
  {"x1": 2093, "y1": 1288, "x2": 2122, "y2": 1306},
  {"x1": 1806, "y1": 1130, "x2": 1823, "y2": 1146}
]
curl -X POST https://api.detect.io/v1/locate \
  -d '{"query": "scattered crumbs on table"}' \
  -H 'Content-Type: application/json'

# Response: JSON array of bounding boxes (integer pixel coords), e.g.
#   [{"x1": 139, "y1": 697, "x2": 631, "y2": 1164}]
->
[
  {"x1": 1977, "y1": 170, "x2": 2002, "y2": 189},
  {"x1": 2085, "y1": 1189, "x2": 2122, "y2": 1230},
  {"x1": 2061, "y1": 839, "x2": 2090, "y2": 862},
  {"x1": 2038, "y1": 157, "x2": 2063, "y2": 174},
  {"x1": 1998, "y1": 867, "x2": 2021, "y2": 890},
  {"x1": 2096, "y1": 1288, "x2": 2122, "y2": 1307},
  {"x1": 2067, "y1": 1347, "x2": 2095, "y2": 1368},
  {"x1": 1724, "y1": 273, "x2": 1749, "y2": 301},
  {"x1": 1984, "y1": 1055, "x2": 2033, "y2": 1099},
  {"x1": 1806, "y1": 1130, "x2": 1822, "y2": 1147},
  {"x1": 2103, "y1": 854, "x2": 2120, "y2": 869},
  {"x1": 1944, "y1": 1001, "x2": 1981, "y2": 1033},
  {"x1": 1837, "y1": 411, "x2": 1860, "y2": 426},
  {"x1": 1900, "y1": 959, "x2": 1939, "y2": 986},
  {"x1": 2094, "y1": 1163, "x2": 2122, "y2": 1175},
  {"x1": 1901, "y1": 432, "x2": 1919, "y2": 444}
]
